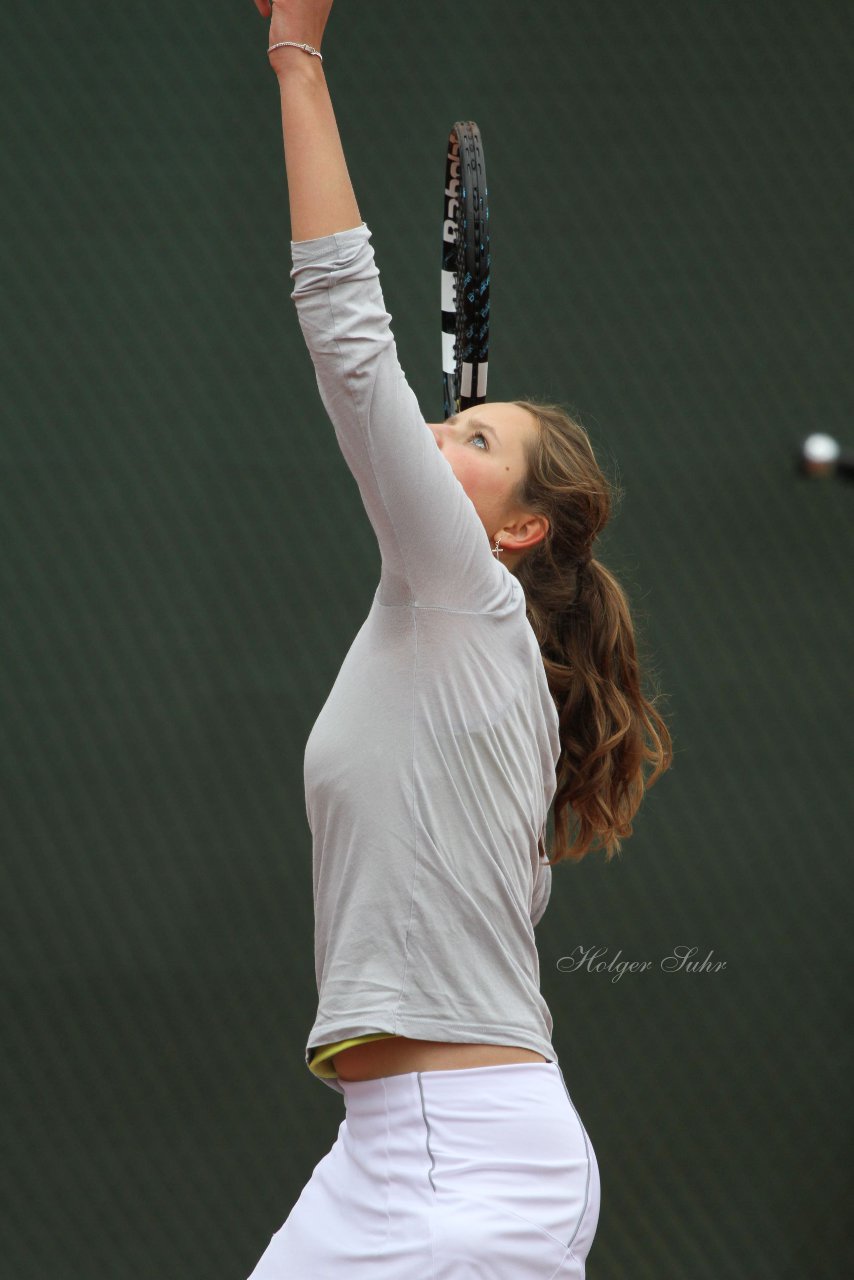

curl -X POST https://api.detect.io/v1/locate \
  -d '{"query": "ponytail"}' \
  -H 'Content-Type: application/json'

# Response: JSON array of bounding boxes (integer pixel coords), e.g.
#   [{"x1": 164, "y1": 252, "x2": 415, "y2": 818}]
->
[{"x1": 511, "y1": 402, "x2": 673, "y2": 864}]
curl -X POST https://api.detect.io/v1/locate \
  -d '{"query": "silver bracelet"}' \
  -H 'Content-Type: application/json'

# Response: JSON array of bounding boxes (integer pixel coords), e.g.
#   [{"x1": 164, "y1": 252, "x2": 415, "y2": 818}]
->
[{"x1": 268, "y1": 40, "x2": 323, "y2": 62}]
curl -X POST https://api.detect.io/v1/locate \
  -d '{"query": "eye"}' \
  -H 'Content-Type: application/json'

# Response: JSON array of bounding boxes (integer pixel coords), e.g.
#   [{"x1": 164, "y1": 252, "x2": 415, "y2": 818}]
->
[{"x1": 469, "y1": 432, "x2": 489, "y2": 451}]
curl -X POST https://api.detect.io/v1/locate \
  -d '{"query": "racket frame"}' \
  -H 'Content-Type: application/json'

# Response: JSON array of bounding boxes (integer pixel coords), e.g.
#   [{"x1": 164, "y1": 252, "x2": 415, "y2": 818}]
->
[{"x1": 442, "y1": 121, "x2": 490, "y2": 419}]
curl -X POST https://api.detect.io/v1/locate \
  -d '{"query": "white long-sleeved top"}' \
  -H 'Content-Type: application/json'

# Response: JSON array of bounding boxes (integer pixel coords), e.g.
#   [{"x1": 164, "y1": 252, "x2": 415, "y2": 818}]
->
[{"x1": 291, "y1": 224, "x2": 561, "y2": 1094}]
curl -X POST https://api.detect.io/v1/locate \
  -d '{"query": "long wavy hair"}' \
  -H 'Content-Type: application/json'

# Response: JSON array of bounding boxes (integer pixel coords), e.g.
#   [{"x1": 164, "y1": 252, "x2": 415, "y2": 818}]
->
[{"x1": 509, "y1": 401, "x2": 673, "y2": 865}]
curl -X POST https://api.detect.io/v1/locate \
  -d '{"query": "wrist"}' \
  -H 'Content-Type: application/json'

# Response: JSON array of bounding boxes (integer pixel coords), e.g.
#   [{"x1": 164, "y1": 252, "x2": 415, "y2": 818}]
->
[{"x1": 269, "y1": 41, "x2": 324, "y2": 80}]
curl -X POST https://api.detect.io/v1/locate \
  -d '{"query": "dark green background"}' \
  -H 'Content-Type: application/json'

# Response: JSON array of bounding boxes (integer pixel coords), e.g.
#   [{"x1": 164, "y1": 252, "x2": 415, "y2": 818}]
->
[{"x1": 2, "y1": 2, "x2": 852, "y2": 1277}]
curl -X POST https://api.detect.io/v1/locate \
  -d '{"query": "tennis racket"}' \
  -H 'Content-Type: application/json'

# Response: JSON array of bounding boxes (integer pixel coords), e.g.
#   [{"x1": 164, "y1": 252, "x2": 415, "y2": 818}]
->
[{"x1": 441, "y1": 121, "x2": 490, "y2": 420}]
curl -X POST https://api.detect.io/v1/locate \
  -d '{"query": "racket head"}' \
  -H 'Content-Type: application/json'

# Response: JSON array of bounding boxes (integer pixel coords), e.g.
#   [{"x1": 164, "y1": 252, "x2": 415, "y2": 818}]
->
[{"x1": 441, "y1": 121, "x2": 490, "y2": 420}]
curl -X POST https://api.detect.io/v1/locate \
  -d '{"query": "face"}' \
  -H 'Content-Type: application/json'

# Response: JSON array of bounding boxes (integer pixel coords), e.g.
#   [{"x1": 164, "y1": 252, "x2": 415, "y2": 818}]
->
[{"x1": 426, "y1": 402, "x2": 549, "y2": 563}]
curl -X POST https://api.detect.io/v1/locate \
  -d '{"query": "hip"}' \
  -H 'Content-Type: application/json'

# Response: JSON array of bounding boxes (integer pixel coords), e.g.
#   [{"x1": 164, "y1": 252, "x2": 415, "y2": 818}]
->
[{"x1": 249, "y1": 1061, "x2": 601, "y2": 1278}]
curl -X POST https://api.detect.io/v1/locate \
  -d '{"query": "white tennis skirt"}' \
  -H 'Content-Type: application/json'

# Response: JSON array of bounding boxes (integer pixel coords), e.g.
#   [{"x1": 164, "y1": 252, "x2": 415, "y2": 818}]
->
[{"x1": 247, "y1": 1060, "x2": 601, "y2": 1279}]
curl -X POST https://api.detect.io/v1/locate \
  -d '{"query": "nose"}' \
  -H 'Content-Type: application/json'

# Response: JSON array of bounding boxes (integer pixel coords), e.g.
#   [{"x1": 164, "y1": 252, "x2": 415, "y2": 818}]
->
[{"x1": 428, "y1": 423, "x2": 443, "y2": 450}]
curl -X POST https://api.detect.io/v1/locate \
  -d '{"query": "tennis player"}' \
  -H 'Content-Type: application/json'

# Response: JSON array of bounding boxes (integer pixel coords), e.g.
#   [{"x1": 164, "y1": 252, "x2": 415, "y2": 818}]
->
[{"x1": 248, "y1": 2, "x2": 672, "y2": 1276}]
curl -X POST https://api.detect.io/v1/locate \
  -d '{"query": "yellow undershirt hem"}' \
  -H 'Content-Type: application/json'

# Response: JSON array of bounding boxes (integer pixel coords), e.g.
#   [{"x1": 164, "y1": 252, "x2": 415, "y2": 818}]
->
[{"x1": 307, "y1": 1032, "x2": 397, "y2": 1080}]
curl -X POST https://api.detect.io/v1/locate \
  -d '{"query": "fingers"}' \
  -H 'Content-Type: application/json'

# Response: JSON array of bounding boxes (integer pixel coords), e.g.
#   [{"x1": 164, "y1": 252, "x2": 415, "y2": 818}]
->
[{"x1": 253, "y1": 0, "x2": 273, "y2": 17}]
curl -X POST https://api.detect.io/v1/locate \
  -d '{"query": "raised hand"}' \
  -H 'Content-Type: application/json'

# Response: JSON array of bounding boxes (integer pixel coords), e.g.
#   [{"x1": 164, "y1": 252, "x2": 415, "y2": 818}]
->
[{"x1": 252, "y1": 0, "x2": 334, "y2": 72}]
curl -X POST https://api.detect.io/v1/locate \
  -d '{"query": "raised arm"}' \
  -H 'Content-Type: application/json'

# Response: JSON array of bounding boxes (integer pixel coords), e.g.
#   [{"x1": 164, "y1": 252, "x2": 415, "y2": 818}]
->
[
  {"x1": 255, "y1": 0, "x2": 359, "y2": 241},
  {"x1": 253, "y1": 1, "x2": 516, "y2": 614}
]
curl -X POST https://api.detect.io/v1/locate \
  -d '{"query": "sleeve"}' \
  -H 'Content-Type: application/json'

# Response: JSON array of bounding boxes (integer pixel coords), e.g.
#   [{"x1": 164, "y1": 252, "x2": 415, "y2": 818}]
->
[{"x1": 289, "y1": 223, "x2": 517, "y2": 613}]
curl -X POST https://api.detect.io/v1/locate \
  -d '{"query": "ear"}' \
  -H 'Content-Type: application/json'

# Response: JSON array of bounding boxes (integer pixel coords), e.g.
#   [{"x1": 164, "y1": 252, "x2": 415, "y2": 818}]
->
[{"x1": 502, "y1": 513, "x2": 550, "y2": 554}]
